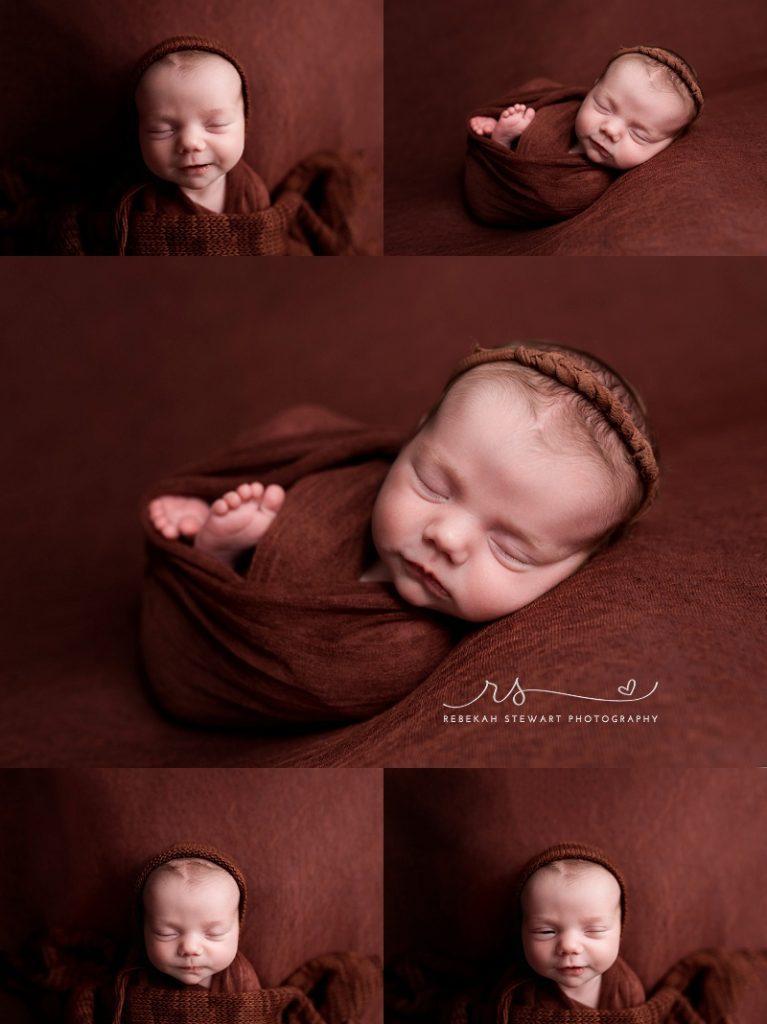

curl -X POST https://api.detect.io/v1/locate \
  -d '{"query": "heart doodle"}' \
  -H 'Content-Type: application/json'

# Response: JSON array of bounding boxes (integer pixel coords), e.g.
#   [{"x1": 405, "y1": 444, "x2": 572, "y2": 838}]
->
[{"x1": 618, "y1": 679, "x2": 637, "y2": 697}]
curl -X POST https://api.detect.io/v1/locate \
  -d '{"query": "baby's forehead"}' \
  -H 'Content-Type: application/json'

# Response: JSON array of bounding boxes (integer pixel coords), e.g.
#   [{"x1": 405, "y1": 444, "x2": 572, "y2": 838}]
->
[
  {"x1": 601, "y1": 56, "x2": 689, "y2": 116},
  {"x1": 523, "y1": 863, "x2": 620, "y2": 912},
  {"x1": 143, "y1": 866, "x2": 239, "y2": 911},
  {"x1": 136, "y1": 53, "x2": 243, "y2": 107}
]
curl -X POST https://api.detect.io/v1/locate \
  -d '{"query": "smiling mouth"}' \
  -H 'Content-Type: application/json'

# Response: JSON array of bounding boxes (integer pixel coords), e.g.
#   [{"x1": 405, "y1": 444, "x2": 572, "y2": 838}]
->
[
  {"x1": 590, "y1": 138, "x2": 611, "y2": 159},
  {"x1": 402, "y1": 557, "x2": 450, "y2": 599}
]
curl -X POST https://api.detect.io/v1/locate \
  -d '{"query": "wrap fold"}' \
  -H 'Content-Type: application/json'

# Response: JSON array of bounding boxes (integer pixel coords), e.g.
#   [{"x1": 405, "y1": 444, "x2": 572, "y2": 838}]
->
[
  {"x1": 139, "y1": 406, "x2": 457, "y2": 727},
  {"x1": 464, "y1": 80, "x2": 617, "y2": 226}
]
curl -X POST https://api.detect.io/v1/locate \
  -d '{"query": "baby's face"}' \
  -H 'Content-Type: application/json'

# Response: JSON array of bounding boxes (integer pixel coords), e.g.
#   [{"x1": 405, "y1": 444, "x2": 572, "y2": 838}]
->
[
  {"x1": 575, "y1": 56, "x2": 691, "y2": 170},
  {"x1": 522, "y1": 866, "x2": 622, "y2": 1004},
  {"x1": 136, "y1": 56, "x2": 245, "y2": 193},
  {"x1": 371, "y1": 381, "x2": 612, "y2": 622},
  {"x1": 143, "y1": 871, "x2": 240, "y2": 988}
]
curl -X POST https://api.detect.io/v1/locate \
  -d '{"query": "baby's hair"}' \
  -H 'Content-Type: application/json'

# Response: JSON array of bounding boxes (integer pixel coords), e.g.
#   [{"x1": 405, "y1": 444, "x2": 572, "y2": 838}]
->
[
  {"x1": 435, "y1": 344, "x2": 656, "y2": 546},
  {"x1": 144, "y1": 857, "x2": 240, "y2": 900}
]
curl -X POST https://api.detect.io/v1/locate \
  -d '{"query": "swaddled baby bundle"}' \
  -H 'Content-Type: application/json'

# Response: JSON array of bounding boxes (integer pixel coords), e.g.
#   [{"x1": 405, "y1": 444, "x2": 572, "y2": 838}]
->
[
  {"x1": 464, "y1": 80, "x2": 617, "y2": 227},
  {"x1": 56, "y1": 36, "x2": 367, "y2": 255},
  {"x1": 430, "y1": 843, "x2": 765, "y2": 1024},
  {"x1": 66, "y1": 844, "x2": 380, "y2": 1024},
  {"x1": 140, "y1": 407, "x2": 458, "y2": 727}
]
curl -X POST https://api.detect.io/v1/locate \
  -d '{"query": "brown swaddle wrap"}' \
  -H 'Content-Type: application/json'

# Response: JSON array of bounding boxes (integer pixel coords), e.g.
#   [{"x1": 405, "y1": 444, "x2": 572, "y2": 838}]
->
[
  {"x1": 139, "y1": 407, "x2": 458, "y2": 727},
  {"x1": 436, "y1": 844, "x2": 766, "y2": 1024},
  {"x1": 57, "y1": 36, "x2": 367, "y2": 255},
  {"x1": 465, "y1": 80, "x2": 616, "y2": 226},
  {"x1": 140, "y1": 345, "x2": 661, "y2": 729},
  {"x1": 67, "y1": 843, "x2": 380, "y2": 1024},
  {"x1": 464, "y1": 47, "x2": 704, "y2": 228}
]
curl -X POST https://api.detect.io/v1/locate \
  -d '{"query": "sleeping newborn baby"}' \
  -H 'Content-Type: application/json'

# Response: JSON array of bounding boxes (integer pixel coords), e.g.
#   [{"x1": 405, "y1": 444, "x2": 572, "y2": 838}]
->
[
  {"x1": 142, "y1": 855, "x2": 245, "y2": 989},
  {"x1": 141, "y1": 342, "x2": 658, "y2": 724},
  {"x1": 465, "y1": 46, "x2": 703, "y2": 225},
  {"x1": 149, "y1": 343, "x2": 657, "y2": 624}
]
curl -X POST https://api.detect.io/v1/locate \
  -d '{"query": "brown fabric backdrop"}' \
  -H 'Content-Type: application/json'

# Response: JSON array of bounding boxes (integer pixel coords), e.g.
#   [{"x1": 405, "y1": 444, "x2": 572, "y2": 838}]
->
[
  {"x1": 1, "y1": 258, "x2": 765, "y2": 767},
  {"x1": 0, "y1": 768, "x2": 382, "y2": 1022},
  {"x1": 384, "y1": 0, "x2": 767, "y2": 254},
  {"x1": 384, "y1": 767, "x2": 766, "y2": 1022},
  {"x1": 0, "y1": 0, "x2": 382, "y2": 253}
]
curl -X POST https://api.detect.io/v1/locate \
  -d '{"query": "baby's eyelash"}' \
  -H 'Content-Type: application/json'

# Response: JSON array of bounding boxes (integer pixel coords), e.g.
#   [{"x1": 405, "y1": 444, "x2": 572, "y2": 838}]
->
[
  {"x1": 489, "y1": 537, "x2": 529, "y2": 568},
  {"x1": 413, "y1": 469, "x2": 448, "y2": 501}
]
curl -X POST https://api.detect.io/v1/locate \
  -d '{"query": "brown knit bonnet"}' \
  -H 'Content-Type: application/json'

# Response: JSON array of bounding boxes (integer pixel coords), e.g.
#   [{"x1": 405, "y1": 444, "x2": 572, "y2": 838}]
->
[
  {"x1": 133, "y1": 36, "x2": 251, "y2": 119},
  {"x1": 445, "y1": 343, "x2": 659, "y2": 523},
  {"x1": 608, "y1": 46, "x2": 703, "y2": 116},
  {"x1": 134, "y1": 843, "x2": 248, "y2": 925},
  {"x1": 517, "y1": 844, "x2": 628, "y2": 927}
]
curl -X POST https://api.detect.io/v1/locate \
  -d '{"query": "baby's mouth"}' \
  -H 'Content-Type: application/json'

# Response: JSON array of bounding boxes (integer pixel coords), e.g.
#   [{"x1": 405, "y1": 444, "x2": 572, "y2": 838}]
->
[
  {"x1": 401, "y1": 557, "x2": 451, "y2": 600},
  {"x1": 589, "y1": 138, "x2": 612, "y2": 160}
]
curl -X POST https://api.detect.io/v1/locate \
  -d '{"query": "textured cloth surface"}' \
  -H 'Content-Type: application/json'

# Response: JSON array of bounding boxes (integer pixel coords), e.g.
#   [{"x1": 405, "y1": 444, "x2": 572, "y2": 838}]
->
[
  {"x1": 68, "y1": 953, "x2": 379, "y2": 1024},
  {"x1": 56, "y1": 154, "x2": 365, "y2": 256},
  {"x1": 385, "y1": 0, "x2": 767, "y2": 254},
  {"x1": 464, "y1": 82, "x2": 616, "y2": 226},
  {"x1": 384, "y1": 769, "x2": 767, "y2": 1024},
  {"x1": 140, "y1": 411, "x2": 456, "y2": 725},
  {"x1": 0, "y1": 769, "x2": 382, "y2": 1023},
  {"x1": 0, "y1": 1, "x2": 382, "y2": 253},
  {"x1": 1, "y1": 258, "x2": 765, "y2": 766}
]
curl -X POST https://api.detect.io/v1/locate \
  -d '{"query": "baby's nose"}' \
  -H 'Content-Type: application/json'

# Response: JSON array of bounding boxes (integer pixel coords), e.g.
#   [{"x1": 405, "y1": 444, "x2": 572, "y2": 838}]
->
[
  {"x1": 423, "y1": 514, "x2": 471, "y2": 564},
  {"x1": 557, "y1": 931, "x2": 583, "y2": 954},
  {"x1": 178, "y1": 936, "x2": 202, "y2": 956},
  {"x1": 176, "y1": 127, "x2": 206, "y2": 153},
  {"x1": 600, "y1": 117, "x2": 622, "y2": 142}
]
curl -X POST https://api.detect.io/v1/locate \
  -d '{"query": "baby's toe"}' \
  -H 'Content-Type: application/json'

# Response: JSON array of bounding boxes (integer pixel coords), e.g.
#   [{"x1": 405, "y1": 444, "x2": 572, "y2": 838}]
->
[
  {"x1": 262, "y1": 484, "x2": 285, "y2": 513},
  {"x1": 178, "y1": 515, "x2": 202, "y2": 536},
  {"x1": 212, "y1": 497, "x2": 230, "y2": 515},
  {"x1": 524, "y1": 107, "x2": 536, "y2": 121}
]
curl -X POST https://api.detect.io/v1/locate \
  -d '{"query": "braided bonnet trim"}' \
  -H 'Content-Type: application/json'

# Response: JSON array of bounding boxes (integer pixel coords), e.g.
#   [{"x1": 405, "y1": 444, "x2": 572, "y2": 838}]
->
[
  {"x1": 447, "y1": 345, "x2": 659, "y2": 519},
  {"x1": 612, "y1": 46, "x2": 703, "y2": 113}
]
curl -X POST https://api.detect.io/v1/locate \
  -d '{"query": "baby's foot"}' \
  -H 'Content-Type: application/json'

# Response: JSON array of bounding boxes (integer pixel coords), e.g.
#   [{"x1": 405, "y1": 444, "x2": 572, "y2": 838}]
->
[
  {"x1": 149, "y1": 495, "x2": 210, "y2": 540},
  {"x1": 195, "y1": 482, "x2": 286, "y2": 566},
  {"x1": 470, "y1": 115, "x2": 498, "y2": 137},
  {"x1": 491, "y1": 104, "x2": 536, "y2": 148}
]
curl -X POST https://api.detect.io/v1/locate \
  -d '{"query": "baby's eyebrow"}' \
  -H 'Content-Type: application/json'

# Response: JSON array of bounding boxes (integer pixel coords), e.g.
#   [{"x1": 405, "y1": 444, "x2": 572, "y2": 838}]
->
[{"x1": 202, "y1": 107, "x2": 233, "y2": 118}]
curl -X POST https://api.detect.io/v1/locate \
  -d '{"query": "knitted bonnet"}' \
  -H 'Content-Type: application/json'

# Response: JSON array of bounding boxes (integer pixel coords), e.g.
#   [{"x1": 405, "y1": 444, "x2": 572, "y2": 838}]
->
[
  {"x1": 133, "y1": 36, "x2": 251, "y2": 119},
  {"x1": 516, "y1": 843, "x2": 628, "y2": 927},
  {"x1": 134, "y1": 842, "x2": 248, "y2": 925}
]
